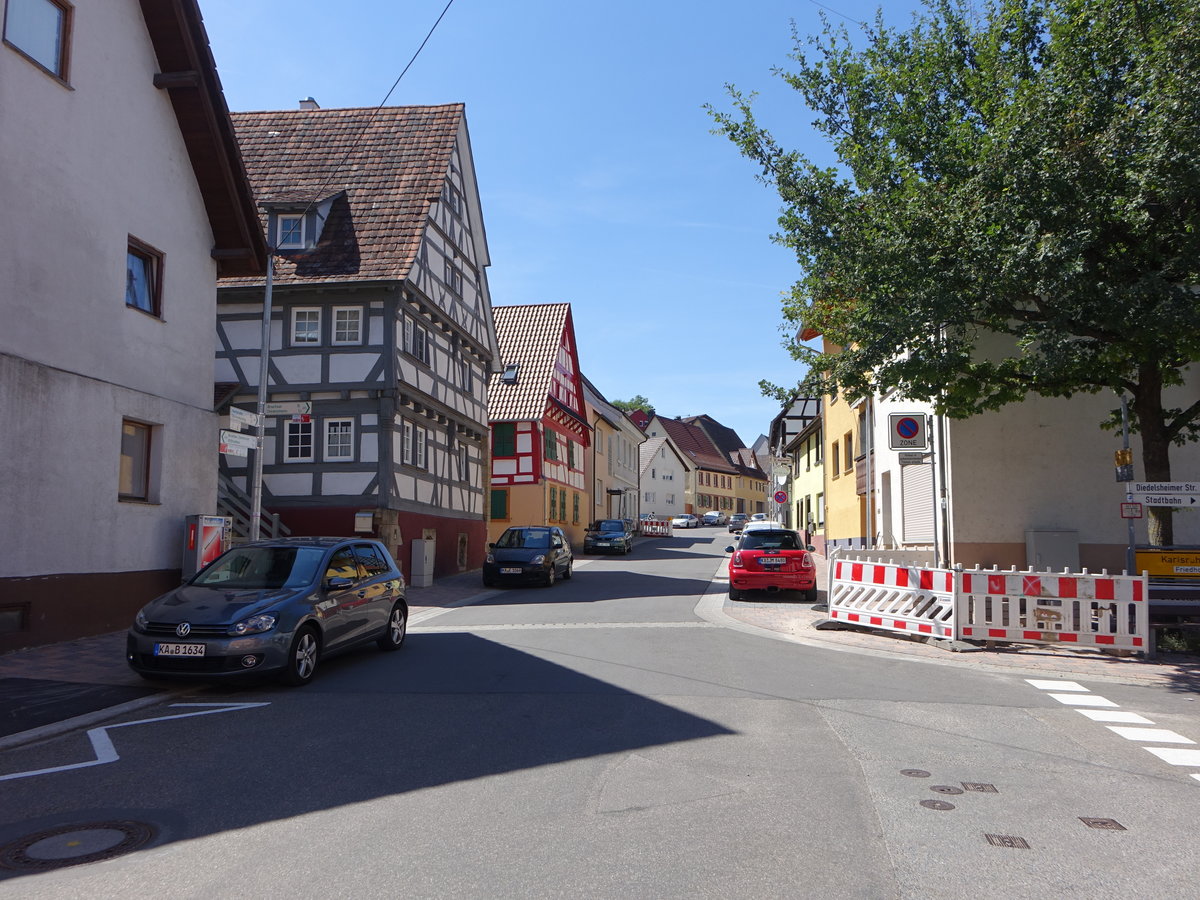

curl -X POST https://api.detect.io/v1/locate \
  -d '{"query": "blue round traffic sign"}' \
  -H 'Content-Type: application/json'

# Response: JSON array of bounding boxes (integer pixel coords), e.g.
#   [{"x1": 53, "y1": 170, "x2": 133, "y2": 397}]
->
[
  {"x1": 896, "y1": 417, "x2": 920, "y2": 439},
  {"x1": 774, "y1": 490, "x2": 788, "y2": 504}
]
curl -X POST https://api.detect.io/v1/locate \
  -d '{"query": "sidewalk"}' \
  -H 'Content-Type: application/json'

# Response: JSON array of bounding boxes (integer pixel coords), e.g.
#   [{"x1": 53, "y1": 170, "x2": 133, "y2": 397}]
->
[{"x1": 2, "y1": 556, "x2": 1198, "y2": 750}]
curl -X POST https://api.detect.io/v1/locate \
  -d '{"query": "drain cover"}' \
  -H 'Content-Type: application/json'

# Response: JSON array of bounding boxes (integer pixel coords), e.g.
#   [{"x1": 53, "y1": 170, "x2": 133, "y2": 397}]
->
[
  {"x1": 0, "y1": 821, "x2": 156, "y2": 871},
  {"x1": 931, "y1": 785, "x2": 965, "y2": 795},
  {"x1": 920, "y1": 799, "x2": 955, "y2": 810},
  {"x1": 901, "y1": 769, "x2": 931, "y2": 778},
  {"x1": 985, "y1": 834, "x2": 1031, "y2": 849},
  {"x1": 1079, "y1": 817, "x2": 1126, "y2": 831},
  {"x1": 962, "y1": 782, "x2": 999, "y2": 793}
]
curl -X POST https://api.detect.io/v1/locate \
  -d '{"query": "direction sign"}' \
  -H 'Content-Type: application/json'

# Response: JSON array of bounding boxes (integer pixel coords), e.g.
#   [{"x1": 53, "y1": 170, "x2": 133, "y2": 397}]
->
[
  {"x1": 888, "y1": 413, "x2": 928, "y2": 450},
  {"x1": 774, "y1": 490, "x2": 788, "y2": 504},
  {"x1": 264, "y1": 401, "x2": 312, "y2": 416},
  {"x1": 228, "y1": 406, "x2": 261, "y2": 431},
  {"x1": 219, "y1": 429, "x2": 257, "y2": 457},
  {"x1": 1132, "y1": 482, "x2": 1199, "y2": 494},
  {"x1": 1131, "y1": 493, "x2": 1199, "y2": 508}
]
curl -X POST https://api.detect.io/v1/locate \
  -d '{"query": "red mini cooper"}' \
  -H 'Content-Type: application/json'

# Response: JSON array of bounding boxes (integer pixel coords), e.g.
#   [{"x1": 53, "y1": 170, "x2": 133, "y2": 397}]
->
[{"x1": 725, "y1": 527, "x2": 817, "y2": 602}]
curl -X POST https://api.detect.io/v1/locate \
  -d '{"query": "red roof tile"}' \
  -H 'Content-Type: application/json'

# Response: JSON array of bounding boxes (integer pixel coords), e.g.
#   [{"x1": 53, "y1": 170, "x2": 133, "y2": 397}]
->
[{"x1": 490, "y1": 303, "x2": 573, "y2": 422}]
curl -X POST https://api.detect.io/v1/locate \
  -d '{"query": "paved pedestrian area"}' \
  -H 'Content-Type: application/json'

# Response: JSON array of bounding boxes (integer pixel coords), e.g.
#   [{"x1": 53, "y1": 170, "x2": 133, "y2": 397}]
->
[{"x1": 2, "y1": 553, "x2": 1197, "y2": 748}]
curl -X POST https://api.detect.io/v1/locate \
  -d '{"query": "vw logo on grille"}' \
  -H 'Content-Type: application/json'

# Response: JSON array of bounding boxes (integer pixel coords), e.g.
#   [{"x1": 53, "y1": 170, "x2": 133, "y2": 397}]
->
[{"x1": 176, "y1": 622, "x2": 191, "y2": 637}]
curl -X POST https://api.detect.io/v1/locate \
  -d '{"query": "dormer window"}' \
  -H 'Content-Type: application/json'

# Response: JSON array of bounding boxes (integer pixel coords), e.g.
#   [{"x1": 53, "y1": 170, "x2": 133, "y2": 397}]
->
[
  {"x1": 501, "y1": 364, "x2": 519, "y2": 384},
  {"x1": 277, "y1": 214, "x2": 305, "y2": 249}
]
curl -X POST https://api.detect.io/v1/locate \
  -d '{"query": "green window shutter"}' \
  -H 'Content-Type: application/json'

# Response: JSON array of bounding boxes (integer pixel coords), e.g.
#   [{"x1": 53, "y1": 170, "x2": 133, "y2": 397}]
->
[
  {"x1": 544, "y1": 428, "x2": 557, "y2": 461},
  {"x1": 490, "y1": 489, "x2": 508, "y2": 519},
  {"x1": 567, "y1": 441, "x2": 575, "y2": 469},
  {"x1": 573, "y1": 492, "x2": 580, "y2": 523},
  {"x1": 493, "y1": 423, "x2": 515, "y2": 457}
]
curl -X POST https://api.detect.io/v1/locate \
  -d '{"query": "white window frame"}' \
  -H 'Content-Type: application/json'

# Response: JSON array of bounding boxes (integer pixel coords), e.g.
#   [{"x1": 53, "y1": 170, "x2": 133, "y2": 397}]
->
[
  {"x1": 324, "y1": 418, "x2": 355, "y2": 461},
  {"x1": 291, "y1": 307, "x2": 320, "y2": 345},
  {"x1": 402, "y1": 420, "x2": 427, "y2": 469},
  {"x1": 277, "y1": 213, "x2": 305, "y2": 249},
  {"x1": 332, "y1": 307, "x2": 362, "y2": 345},
  {"x1": 284, "y1": 419, "x2": 314, "y2": 462}
]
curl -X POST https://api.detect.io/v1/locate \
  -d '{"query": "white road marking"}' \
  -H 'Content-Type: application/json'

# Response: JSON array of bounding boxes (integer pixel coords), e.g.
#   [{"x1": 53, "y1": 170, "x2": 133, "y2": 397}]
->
[
  {"x1": 1143, "y1": 747, "x2": 1200, "y2": 766},
  {"x1": 1026, "y1": 679, "x2": 1088, "y2": 691},
  {"x1": 1106, "y1": 726, "x2": 1196, "y2": 744},
  {"x1": 1077, "y1": 710, "x2": 1156, "y2": 724},
  {"x1": 1192, "y1": 774, "x2": 1200, "y2": 784},
  {"x1": 414, "y1": 621, "x2": 718, "y2": 633},
  {"x1": 1047, "y1": 693, "x2": 1119, "y2": 707},
  {"x1": 0, "y1": 702, "x2": 269, "y2": 782}
]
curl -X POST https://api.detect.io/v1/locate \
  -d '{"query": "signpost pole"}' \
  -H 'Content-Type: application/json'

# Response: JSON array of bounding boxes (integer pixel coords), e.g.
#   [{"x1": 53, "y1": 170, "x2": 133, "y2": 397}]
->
[
  {"x1": 928, "y1": 415, "x2": 940, "y2": 570},
  {"x1": 1121, "y1": 395, "x2": 1136, "y2": 575},
  {"x1": 249, "y1": 248, "x2": 274, "y2": 541}
]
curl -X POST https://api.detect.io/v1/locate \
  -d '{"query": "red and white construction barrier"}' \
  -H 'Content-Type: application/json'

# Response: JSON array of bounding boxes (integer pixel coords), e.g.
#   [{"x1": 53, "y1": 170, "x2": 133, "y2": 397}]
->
[
  {"x1": 640, "y1": 519, "x2": 673, "y2": 537},
  {"x1": 827, "y1": 557, "x2": 956, "y2": 640},
  {"x1": 958, "y1": 568, "x2": 1148, "y2": 651}
]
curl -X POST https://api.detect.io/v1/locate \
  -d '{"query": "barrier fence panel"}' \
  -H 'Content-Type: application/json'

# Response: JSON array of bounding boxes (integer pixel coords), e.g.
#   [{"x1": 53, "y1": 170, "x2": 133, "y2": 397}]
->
[
  {"x1": 640, "y1": 520, "x2": 673, "y2": 537},
  {"x1": 957, "y1": 568, "x2": 1149, "y2": 652},
  {"x1": 827, "y1": 555, "x2": 956, "y2": 640}
]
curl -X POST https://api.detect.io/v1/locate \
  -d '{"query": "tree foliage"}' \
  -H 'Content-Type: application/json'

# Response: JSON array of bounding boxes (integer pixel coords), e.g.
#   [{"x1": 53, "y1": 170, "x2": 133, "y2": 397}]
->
[
  {"x1": 709, "y1": 0, "x2": 1200, "y2": 543},
  {"x1": 611, "y1": 395, "x2": 655, "y2": 416}
]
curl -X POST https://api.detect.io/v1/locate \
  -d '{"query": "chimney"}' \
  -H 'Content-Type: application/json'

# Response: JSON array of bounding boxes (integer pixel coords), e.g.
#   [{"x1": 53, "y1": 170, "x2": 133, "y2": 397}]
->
[{"x1": 299, "y1": 97, "x2": 320, "y2": 110}]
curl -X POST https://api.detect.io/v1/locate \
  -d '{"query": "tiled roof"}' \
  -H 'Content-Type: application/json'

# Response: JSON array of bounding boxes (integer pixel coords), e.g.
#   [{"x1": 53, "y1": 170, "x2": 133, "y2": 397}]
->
[
  {"x1": 219, "y1": 104, "x2": 463, "y2": 286},
  {"x1": 682, "y1": 414, "x2": 766, "y2": 477},
  {"x1": 489, "y1": 303, "x2": 572, "y2": 422},
  {"x1": 657, "y1": 417, "x2": 737, "y2": 473}
]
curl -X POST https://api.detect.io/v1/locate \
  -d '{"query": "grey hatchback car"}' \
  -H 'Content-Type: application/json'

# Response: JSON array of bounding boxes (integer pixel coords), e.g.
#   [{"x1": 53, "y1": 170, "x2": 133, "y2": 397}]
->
[{"x1": 127, "y1": 537, "x2": 407, "y2": 686}]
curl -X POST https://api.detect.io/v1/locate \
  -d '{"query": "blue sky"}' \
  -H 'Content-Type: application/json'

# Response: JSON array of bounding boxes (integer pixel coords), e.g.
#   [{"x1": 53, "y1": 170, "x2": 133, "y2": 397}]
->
[{"x1": 202, "y1": 0, "x2": 923, "y2": 447}]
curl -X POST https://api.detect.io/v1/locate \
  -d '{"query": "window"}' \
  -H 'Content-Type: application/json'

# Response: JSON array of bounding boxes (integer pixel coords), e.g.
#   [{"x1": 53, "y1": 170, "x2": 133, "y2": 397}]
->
[
  {"x1": 403, "y1": 316, "x2": 431, "y2": 364},
  {"x1": 567, "y1": 441, "x2": 576, "y2": 469},
  {"x1": 816, "y1": 493, "x2": 825, "y2": 526},
  {"x1": 442, "y1": 180, "x2": 461, "y2": 215},
  {"x1": 325, "y1": 419, "x2": 354, "y2": 461},
  {"x1": 644, "y1": 491, "x2": 654, "y2": 503},
  {"x1": 277, "y1": 214, "x2": 305, "y2": 249},
  {"x1": 125, "y1": 238, "x2": 162, "y2": 317},
  {"x1": 119, "y1": 419, "x2": 151, "y2": 500},
  {"x1": 501, "y1": 363, "x2": 519, "y2": 384},
  {"x1": 444, "y1": 257, "x2": 463, "y2": 294},
  {"x1": 403, "y1": 421, "x2": 427, "y2": 468},
  {"x1": 549, "y1": 488, "x2": 558, "y2": 521},
  {"x1": 3, "y1": 0, "x2": 70, "y2": 80},
  {"x1": 831, "y1": 441, "x2": 840, "y2": 478},
  {"x1": 651, "y1": 468, "x2": 656, "y2": 480},
  {"x1": 844, "y1": 432, "x2": 854, "y2": 471},
  {"x1": 332, "y1": 307, "x2": 362, "y2": 345},
  {"x1": 493, "y1": 423, "x2": 516, "y2": 456},
  {"x1": 285, "y1": 419, "x2": 314, "y2": 462},
  {"x1": 354, "y1": 543, "x2": 390, "y2": 577},
  {"x1": 666, "y1": 493, "x2": 675, "y2": 505},
  {"x1": 292, "y1": 308, "x2": 320, "y2": 345},
  {"x1": 458, "y1": 444, "x2": 469, "y2": 481},
  {"x1": 490, "y1": 489, "x2": 509, "y2": 519},
  {"x1": 461, "y1": 357, "x2": 474, "y2": 392},
  {"x1": 544, "y1": 429, "x2": 558, "y2": 461}
]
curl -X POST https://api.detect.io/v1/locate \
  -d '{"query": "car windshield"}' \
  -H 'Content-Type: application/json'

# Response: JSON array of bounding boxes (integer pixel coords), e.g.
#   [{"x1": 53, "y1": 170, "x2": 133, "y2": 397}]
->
[
  {"x1": 739, "y1": 532, "x2": 801, "y2": 551},
  {"x1": 596, "y1": 520, "x2": 625, "y2": 532},
  {"x1": 497, "y1": 528, "x2": 552, "y2": 549},
  {"x1": 192, "y1": 546, "x2": 326, "y2": 589}
]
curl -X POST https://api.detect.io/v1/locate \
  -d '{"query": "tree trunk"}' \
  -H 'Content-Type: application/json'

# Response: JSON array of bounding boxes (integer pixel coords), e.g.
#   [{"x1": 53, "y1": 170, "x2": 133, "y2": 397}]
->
[{"x1": 1132, "y1": 366, "x2": 1173, "y2": 547}]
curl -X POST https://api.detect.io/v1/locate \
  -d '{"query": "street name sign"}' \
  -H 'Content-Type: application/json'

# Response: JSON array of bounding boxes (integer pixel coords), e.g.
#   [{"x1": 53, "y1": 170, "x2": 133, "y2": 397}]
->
[
  {"x1": 1132, "y1": 482, "x2": 1198, "y2": 494},
  {"x1": 888, "y1": 413, "x2": 928, "y2": 450},
  {"x1": 228, "y1": 406, "x2": 261, "y2": 431},
  {"x1": 264, "y1": 401, "x2": 312, "y2": 416}
]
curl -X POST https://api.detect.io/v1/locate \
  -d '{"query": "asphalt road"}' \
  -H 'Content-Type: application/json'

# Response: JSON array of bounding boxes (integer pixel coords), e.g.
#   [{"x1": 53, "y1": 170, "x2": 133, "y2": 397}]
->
[{"x1": 0, "y1": 532, "x2": 1197, "y2": 898}]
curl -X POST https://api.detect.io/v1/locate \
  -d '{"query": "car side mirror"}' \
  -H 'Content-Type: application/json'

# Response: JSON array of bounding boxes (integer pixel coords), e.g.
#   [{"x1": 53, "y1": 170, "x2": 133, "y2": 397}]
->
[
  {"x1": 807, "y1": 545, "x2": 816, "y2": 552},
  {"x1": 326, "y1": 576, "x2": 353, "y2": 590},
  {"x1": 724, "y1": 545, "x2": 735, "y2": 553},
  {"x1": 488, "y1": 542, "x2": 496, "y2": 549}
]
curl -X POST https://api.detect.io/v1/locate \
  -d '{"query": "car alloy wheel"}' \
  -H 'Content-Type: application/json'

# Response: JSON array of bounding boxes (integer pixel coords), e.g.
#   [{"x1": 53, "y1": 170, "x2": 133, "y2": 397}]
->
[
  {"x1": 378, "y1": 603, "x2": 407, "y2": 651},
  {"x1": 281, "y1": 626, "x2": 319, "y2": 686}
]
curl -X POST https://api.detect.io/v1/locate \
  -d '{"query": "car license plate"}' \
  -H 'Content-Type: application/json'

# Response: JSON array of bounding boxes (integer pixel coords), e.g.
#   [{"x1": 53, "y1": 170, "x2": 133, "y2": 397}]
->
[
  {"x1": 154, "y1": 642, "x2": 206, "y2": 657},
  {"x1": 500, "y1": 567, "x2": 522, "y2": 574},
  {"x1": 596, "y1": 542, "x2": 610, "y2": 547},
  {"x1": 758, "y1": 557, "x2": 786, "y2": 566}
]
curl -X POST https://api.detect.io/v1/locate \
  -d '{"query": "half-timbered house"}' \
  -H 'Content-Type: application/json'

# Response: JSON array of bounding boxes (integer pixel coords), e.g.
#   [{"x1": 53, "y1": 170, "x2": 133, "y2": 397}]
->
[
  {"x1": 488, "y1": 304, "x2": 592, "y2": 546},
  {"x1": 216, "y1": 103, "x2": 500, "y2": 579}
]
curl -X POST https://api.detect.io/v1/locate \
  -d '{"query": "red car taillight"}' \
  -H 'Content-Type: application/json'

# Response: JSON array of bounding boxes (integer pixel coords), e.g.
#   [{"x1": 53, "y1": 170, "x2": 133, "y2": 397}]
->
[
  {"x1": 801, "y1": 552, "x2": 813, "y2": 568},
  {"x1": 732, "y1": 551, "x2": 744, "y2": 567}
]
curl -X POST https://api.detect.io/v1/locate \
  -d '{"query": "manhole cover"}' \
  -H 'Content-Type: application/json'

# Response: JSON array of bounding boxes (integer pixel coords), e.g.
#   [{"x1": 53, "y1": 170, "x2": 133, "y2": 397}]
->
[
  {"x1": 1079, "y1": 817, "x2": 1126, "y2": 831},
  {"x1": 901, "y1": 769, "x2": 931, "y2": 778},
  {"x1": 931, "y1": 785, "x2": 965, "y2": 795},
  {"x1": 920, "y1": 799, "x2": 955, "y2": 811},
  {"x1": 0, "y1": 821, "x2": 156, "y2": 871},
  {"x1": 962, "y1": 782, "x2": 999, "y2": 793},
  {"x1": 985, "y1": 833, "x2": 1031, "y2": 849}
]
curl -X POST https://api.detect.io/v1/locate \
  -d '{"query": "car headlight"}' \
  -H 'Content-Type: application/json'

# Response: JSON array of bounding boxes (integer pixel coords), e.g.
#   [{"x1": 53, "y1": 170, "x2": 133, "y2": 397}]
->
[
  {"x1": 134, "y1": 609, "x2": 149, "y2": 631},
  {"x1": 486, "y1": 552, "x2": 495, "y2": 563},
  {"x1": 531, "y1": 555, "x2": 546, "y2": 565},
  {"x1": 227, "y1": 613, "x2": 277, "y2": 636}
]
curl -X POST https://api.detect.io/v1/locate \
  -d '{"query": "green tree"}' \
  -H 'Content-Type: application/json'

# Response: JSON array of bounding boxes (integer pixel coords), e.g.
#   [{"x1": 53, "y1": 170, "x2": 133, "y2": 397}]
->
[
  {"x1": 709, "y1": 0, "x2": 1200, "y2": 545},
  {"x1": 612, "y1": 395, "x2": 655, "y2": 416}
]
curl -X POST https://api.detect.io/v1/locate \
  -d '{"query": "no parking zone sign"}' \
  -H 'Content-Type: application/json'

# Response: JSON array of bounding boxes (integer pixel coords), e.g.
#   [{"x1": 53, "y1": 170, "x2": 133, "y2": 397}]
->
[
  {"x1": 774, "y1": 490, "x2": 788, "y2": 504},
  {"x1": 888, "y1": 413, "x2": 928, "y2": 450}
]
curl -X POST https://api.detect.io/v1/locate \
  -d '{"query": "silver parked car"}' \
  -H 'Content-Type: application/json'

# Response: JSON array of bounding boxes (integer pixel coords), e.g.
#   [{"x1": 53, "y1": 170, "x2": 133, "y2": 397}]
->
[{"x1": 127, "y1": 537, "x2": 407, "y2": 686}]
